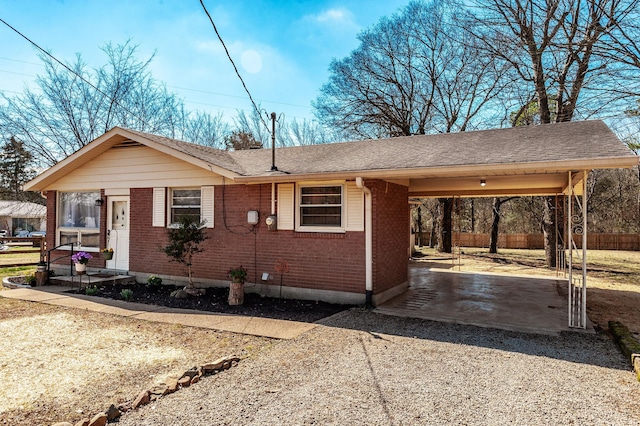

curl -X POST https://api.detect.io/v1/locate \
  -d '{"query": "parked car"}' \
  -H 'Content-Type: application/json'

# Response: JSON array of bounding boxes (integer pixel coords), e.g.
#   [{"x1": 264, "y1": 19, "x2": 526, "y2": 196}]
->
[
  {"x1": 15, "y1": 230, "x2": 29, "y2": 237},
  {"x1": 28, "y1": 231, "x2": 46, "y2": 237},
  {"x1": 0, "y1": 230, "x2": 6, "y2": 238}
]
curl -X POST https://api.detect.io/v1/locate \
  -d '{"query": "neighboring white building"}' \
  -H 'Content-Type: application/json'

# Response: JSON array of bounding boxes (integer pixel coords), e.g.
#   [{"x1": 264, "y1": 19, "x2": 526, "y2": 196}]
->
[{"x1": 0, "y1": 201, "x2": 46, "y2": 236}]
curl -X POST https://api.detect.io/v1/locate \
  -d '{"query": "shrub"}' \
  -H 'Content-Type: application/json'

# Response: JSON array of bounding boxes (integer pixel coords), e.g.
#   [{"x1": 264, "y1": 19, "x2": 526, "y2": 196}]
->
[
  {"x1": 146, "y1": 275, "x2": 162, "y2": 288},
  {"x1": 120, "y1": 288, "x2": 134, "y2": 301},
  {"x1": 85, "y1": 286, "x2": 99, "y2": 296},
  {"x1": 163, "y1": 216, "x2": 208, "y2": 290},
  {"x1": 25, "y1": 273, "x2": 36, "y2": 286}
]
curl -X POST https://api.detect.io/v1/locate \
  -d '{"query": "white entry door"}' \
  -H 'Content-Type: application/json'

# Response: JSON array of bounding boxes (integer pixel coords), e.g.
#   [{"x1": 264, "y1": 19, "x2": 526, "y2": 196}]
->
[{"x1": 107, "y1": 196, "x2": 130, "y2": 271}]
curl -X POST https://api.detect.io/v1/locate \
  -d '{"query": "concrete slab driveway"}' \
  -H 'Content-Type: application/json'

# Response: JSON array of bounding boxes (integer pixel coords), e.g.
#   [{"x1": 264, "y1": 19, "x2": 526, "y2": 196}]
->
[{"x1": 375, "y1": 263, "x2": 584, "y2": 335}]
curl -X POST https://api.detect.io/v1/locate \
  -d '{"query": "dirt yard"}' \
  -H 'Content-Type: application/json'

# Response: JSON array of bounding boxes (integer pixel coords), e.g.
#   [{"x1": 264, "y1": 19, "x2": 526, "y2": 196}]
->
[
  {"x1": 0, "y1": 247, "x2": 638, "y2": 425},
  {"x1": 0, "y1": 297, "x2": 274, "y2": 425}
]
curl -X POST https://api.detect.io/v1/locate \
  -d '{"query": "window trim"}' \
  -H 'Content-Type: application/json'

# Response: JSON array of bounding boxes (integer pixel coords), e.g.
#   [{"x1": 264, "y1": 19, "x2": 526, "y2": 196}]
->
[
  {"x1": 295, "y1": 182, "x2": 346, "y2": 233},
  {"x1": 169, "y1": 187, "x2": 202, "y2": 226},
  {"x1": 56, "y1": 191, "x2": 101, "y2": 251}
]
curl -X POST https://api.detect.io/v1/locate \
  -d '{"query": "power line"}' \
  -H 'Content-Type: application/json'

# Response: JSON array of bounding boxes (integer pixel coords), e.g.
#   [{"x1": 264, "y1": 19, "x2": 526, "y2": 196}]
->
[
  {"x1": 0, "y1": 56, "x2": 42, "y2": 67},
  {"x1": 0, "y1": 68, "x2": 37, "y2": 78},
  {"x1": 168, "y1": 85, "x2": 313, "y2": 109},
  {"x1": 0, "y1": 54, "x2": 313, "y2": 111},
  {"x1": 0, "y1": 17, "x2": 155, "y2": 131},
  {"x1": 198, "y1": 0, "x2": 271, "y2": 133}
]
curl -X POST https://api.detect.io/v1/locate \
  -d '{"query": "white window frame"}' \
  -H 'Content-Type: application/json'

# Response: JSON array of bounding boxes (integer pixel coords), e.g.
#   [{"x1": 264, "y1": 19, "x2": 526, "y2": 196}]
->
[
  {"x1": 56, "y1": 191, "x2": 101, "y2": 251},
  {"x1": 169, "y1": 188, "x2": 202, "y2": 226},
  {"x1": 296, "y1": 182, "x2": 345, "y2": 233}
]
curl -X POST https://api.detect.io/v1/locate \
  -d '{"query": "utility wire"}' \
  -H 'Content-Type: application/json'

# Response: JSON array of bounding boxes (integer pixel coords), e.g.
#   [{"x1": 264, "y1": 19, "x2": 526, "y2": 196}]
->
[
  {"x1": 198, "y1": 0, "x2": 271, "y2": 134},
  {"x1": 0, "y1": 17, "x2": 155, "y2": 131}
]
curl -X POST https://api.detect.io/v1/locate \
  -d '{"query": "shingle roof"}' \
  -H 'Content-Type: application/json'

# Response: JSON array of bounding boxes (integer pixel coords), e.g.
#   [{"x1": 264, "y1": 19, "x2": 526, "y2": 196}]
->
[
  {"x1": 0, "y1": 201, "x2": 46, "y2": 217},
  {"x1": 227, "y1": 120, "x2": 635, "y2": 176},
  {"x1": 124, "y1": 120, "x2": 636, "y2": 178},
  {"x1": 123, "y1": 128, "x2": 246, "y2": 175}
]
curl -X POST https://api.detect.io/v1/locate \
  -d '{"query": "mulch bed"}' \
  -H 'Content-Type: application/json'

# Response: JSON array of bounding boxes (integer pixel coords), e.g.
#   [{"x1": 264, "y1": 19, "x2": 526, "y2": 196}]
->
[{"x1": 66, "y1": 282, "x2": 353, "y2": 323}]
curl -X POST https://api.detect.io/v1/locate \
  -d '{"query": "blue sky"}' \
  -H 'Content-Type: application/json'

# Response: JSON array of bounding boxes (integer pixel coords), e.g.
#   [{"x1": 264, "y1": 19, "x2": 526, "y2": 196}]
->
[{"x1": 0, "y1": 0, "x2": 408, "y2": 125}]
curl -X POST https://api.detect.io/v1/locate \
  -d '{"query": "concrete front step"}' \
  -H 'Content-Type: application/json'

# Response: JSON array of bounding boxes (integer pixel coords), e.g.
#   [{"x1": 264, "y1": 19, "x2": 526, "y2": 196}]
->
[{"x1": 49, "y1": 273, "x2": 136, "y2": 288}]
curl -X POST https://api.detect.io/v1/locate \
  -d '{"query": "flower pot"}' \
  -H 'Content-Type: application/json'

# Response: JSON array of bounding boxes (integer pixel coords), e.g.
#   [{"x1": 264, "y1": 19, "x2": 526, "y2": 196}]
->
[
  {"x1": 228, "y1": 280, "x2": 245, "y2": 305},
  {"x1": 75, "y1": 263, "x2": 86, "y2": 274},
  {"x1": 101, "y1": 251, "x2": 114, "y2": 260}
]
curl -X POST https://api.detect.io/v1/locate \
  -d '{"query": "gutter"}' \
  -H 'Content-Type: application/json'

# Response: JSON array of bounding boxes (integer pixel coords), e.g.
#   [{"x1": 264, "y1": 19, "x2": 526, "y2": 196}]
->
[
  {"x1": 356, "y1": 177, "x2": 373, "y2": 308},
  {"x1": 231, "y1": 156, "x2": 640, "y2": 185}
]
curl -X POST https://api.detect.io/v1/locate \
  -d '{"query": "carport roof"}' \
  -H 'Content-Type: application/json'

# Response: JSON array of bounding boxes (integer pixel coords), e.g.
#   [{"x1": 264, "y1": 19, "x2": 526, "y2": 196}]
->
[{"x1": 25, "y1": 120, "x2": 638, "y2": 197}]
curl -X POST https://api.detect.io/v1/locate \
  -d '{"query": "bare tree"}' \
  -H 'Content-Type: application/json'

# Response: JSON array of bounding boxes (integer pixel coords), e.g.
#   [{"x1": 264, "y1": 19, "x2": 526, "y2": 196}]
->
[
  {"x1": 314, "y1": 0, "x2": 504, "y2": 252},
  {"x1": 278, "y1": 118, "x2": 336, "y2": 146},
  {"x1": 224, "y1": 131, "x2": 263, "y2": 151},
  {"x1": 232, "y1": 109, "x2": 271, "y2": 147},
  {"x1": 489, "y1": 197, "x2": 517, "y2": 253},
  {"x1": 465, "y1": 0, "x2": 640, "y2": 266},
  {"x1": 178, "y1": 110, "x2": 229, "y2": 149},
  {"x1": 0, "y1": 40, "x2": 229, "y2": 166}
]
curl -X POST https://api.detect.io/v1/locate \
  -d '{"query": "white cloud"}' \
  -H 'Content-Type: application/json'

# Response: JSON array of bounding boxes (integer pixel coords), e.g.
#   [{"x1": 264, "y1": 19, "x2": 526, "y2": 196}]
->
[{"x1": 311, "y1": 8, "x2": 356, "y2": 26}]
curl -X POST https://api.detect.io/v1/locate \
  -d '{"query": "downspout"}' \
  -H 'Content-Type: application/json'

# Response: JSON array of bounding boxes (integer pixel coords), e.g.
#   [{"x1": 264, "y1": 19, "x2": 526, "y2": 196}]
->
[
  {"x1": 356, "y1": 177, "x2": 373, "y2": 308},
  {"x1": 271, "y1": 182, "x2": 276, "y2": 215}
]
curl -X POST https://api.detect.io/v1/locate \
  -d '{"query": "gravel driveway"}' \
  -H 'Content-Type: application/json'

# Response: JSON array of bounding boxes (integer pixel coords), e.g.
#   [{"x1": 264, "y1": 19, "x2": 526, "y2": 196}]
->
[{"x1": 118, "y1": 309, "x2": 640, "y2": 425}]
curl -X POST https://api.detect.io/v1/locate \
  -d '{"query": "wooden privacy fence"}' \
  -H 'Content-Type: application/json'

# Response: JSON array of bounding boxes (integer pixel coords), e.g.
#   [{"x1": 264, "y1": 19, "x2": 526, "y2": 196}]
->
[{"x1": 417, "y1": 232, "x2": 640, "y2": 251}]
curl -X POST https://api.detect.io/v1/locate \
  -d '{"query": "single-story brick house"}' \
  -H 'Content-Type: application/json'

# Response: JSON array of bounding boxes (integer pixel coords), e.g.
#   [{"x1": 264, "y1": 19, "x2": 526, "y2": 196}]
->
[
  {"x1": 24, "y1": 120, "x2": 638, "y2": 306},
  {"x1": 0, "y1": 200, "x2": 46, "y2": 236}
]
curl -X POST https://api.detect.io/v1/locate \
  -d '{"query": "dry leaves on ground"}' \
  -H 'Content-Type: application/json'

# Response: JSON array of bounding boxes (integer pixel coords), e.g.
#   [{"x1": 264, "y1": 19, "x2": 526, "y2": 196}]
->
[{"x1": 0, "y1": 297, "x2": 274, "y2": 426}]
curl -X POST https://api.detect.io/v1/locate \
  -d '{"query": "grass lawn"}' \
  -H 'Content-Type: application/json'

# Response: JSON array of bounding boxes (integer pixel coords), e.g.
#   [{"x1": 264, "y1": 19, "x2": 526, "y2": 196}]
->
[
  {"x1": 0, "y1": 247, "x2": 40, "y2": 289},
  {"x1": 0, "y1": 246, "x2": 40, "y2": 266}
]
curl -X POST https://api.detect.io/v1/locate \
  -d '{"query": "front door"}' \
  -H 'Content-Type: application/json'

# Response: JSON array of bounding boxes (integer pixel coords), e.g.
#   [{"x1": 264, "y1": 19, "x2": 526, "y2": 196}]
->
[{"x1": 107, "y1": 196, "x2": 130, "y2": 271}]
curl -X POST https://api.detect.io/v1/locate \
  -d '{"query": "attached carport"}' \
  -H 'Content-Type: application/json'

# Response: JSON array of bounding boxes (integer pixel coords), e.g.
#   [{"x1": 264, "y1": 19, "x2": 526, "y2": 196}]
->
[{"x1": 377, "y1": 121, "x2": 638, "y2": 331}]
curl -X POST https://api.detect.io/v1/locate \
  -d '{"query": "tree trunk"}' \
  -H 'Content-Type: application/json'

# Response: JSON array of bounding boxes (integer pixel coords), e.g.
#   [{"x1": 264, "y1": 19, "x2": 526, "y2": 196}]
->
[
  {"x1": 437, "y1": 198, "x2": 452, "y2": 253},
  {"x1": 187, "y1": 263, "x2": 194, "y2": 289},
  {"x1": 489, "y1": 197, "x2": 516, "y2": 254},
  {"x1": 489, "y1": 198, "x2": 502, "y2": 254},
  {"x1": 470, "y1": 198, "x2": 475, "y2": 233},
  {"x1": 228, "y1": 281, "x2": 245, "y2": 305},
  {"x1": 416, "y1": 206, "x2": 423, "y2": 247},
  {"x1": 429, "y1": 223, "x2": 436, "y2": 248},
  {"x1": 542, "y1": 196, "x2": 558, "y2": 268}
]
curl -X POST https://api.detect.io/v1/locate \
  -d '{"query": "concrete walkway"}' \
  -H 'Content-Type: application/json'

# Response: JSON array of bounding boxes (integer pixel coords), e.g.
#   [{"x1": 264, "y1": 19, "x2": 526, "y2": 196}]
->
[
  {"x1": 375, "y1": 264, "x2": 594, "y2": 336},
  {"x1": 0, "y1": 286, "x2": 316, "y2": 340}
]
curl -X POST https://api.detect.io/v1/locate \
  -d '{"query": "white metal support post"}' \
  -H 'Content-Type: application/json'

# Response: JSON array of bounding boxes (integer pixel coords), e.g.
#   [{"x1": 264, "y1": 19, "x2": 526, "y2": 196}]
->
[
  {"x1": 581, "y1": 170, "x2": 588, "y2": 328},
  {"x1": 567, "y1": 170, "x2": 588, "y2": 329},
  {"x1": 567, "y1": 172, "x2": 572, "y2": 326}
]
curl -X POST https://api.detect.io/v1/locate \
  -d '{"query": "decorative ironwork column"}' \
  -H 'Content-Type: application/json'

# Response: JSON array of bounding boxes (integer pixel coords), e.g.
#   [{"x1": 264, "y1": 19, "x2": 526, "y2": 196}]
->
[{"x1": 567, "y1": 171, "x2": 588, "y2": 329}]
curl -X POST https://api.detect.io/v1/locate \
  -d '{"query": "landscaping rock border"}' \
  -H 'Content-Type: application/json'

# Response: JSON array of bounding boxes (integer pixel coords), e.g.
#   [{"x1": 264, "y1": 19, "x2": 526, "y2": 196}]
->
[
  {"x1": 51, "y1": 355, "x2": 240, "y2": 425},
  {"x1": 609, "y1": 320, "x2": 640, "y2": 381}
]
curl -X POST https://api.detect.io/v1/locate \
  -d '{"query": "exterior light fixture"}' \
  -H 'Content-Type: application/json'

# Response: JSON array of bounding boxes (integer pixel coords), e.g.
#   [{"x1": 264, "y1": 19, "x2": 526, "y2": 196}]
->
[
  {"x1": 480, "y1": 179, "x2": 486, "y2": 187},
  {"x1": 95, "y1": 198, "x2": 104, "y2": 207}
]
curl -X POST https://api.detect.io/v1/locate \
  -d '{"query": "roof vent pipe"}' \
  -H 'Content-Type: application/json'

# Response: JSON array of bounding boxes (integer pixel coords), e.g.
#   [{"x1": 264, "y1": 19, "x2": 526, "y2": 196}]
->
[
  {"x1": 355, "y1": 177, "x2": 373, "y2": 308},
  {"x1": 270, "y1": 112, "x2": 278, "y2": 172}
]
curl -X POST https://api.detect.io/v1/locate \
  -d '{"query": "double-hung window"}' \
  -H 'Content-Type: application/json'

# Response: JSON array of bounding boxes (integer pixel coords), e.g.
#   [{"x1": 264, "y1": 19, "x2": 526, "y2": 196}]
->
[
  {"x1": 153, "y1": 187, "x2": 214, "y2": 229},
  {"x1": 299, "y1": 185, "x2": 343, "y2": 229},
  {"x1": 170, "y1": 189, "x2": 201, "y2": 224},
  {"x1": 57, "y1": 191, "x2": 101, "y2": 249}
]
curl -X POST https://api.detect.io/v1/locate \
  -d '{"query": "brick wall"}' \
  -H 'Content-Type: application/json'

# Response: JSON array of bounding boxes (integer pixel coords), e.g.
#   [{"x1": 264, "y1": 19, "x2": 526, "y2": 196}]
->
[
  {"x1": 130, "y1": 185, "x2": 366, "y2": 294},
  {"x1": 370, "y1": 180, "x2": 409, "y2": 294},
  {"x1": 47, "y1": 182, "x2": 409, "y2": 298}
]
